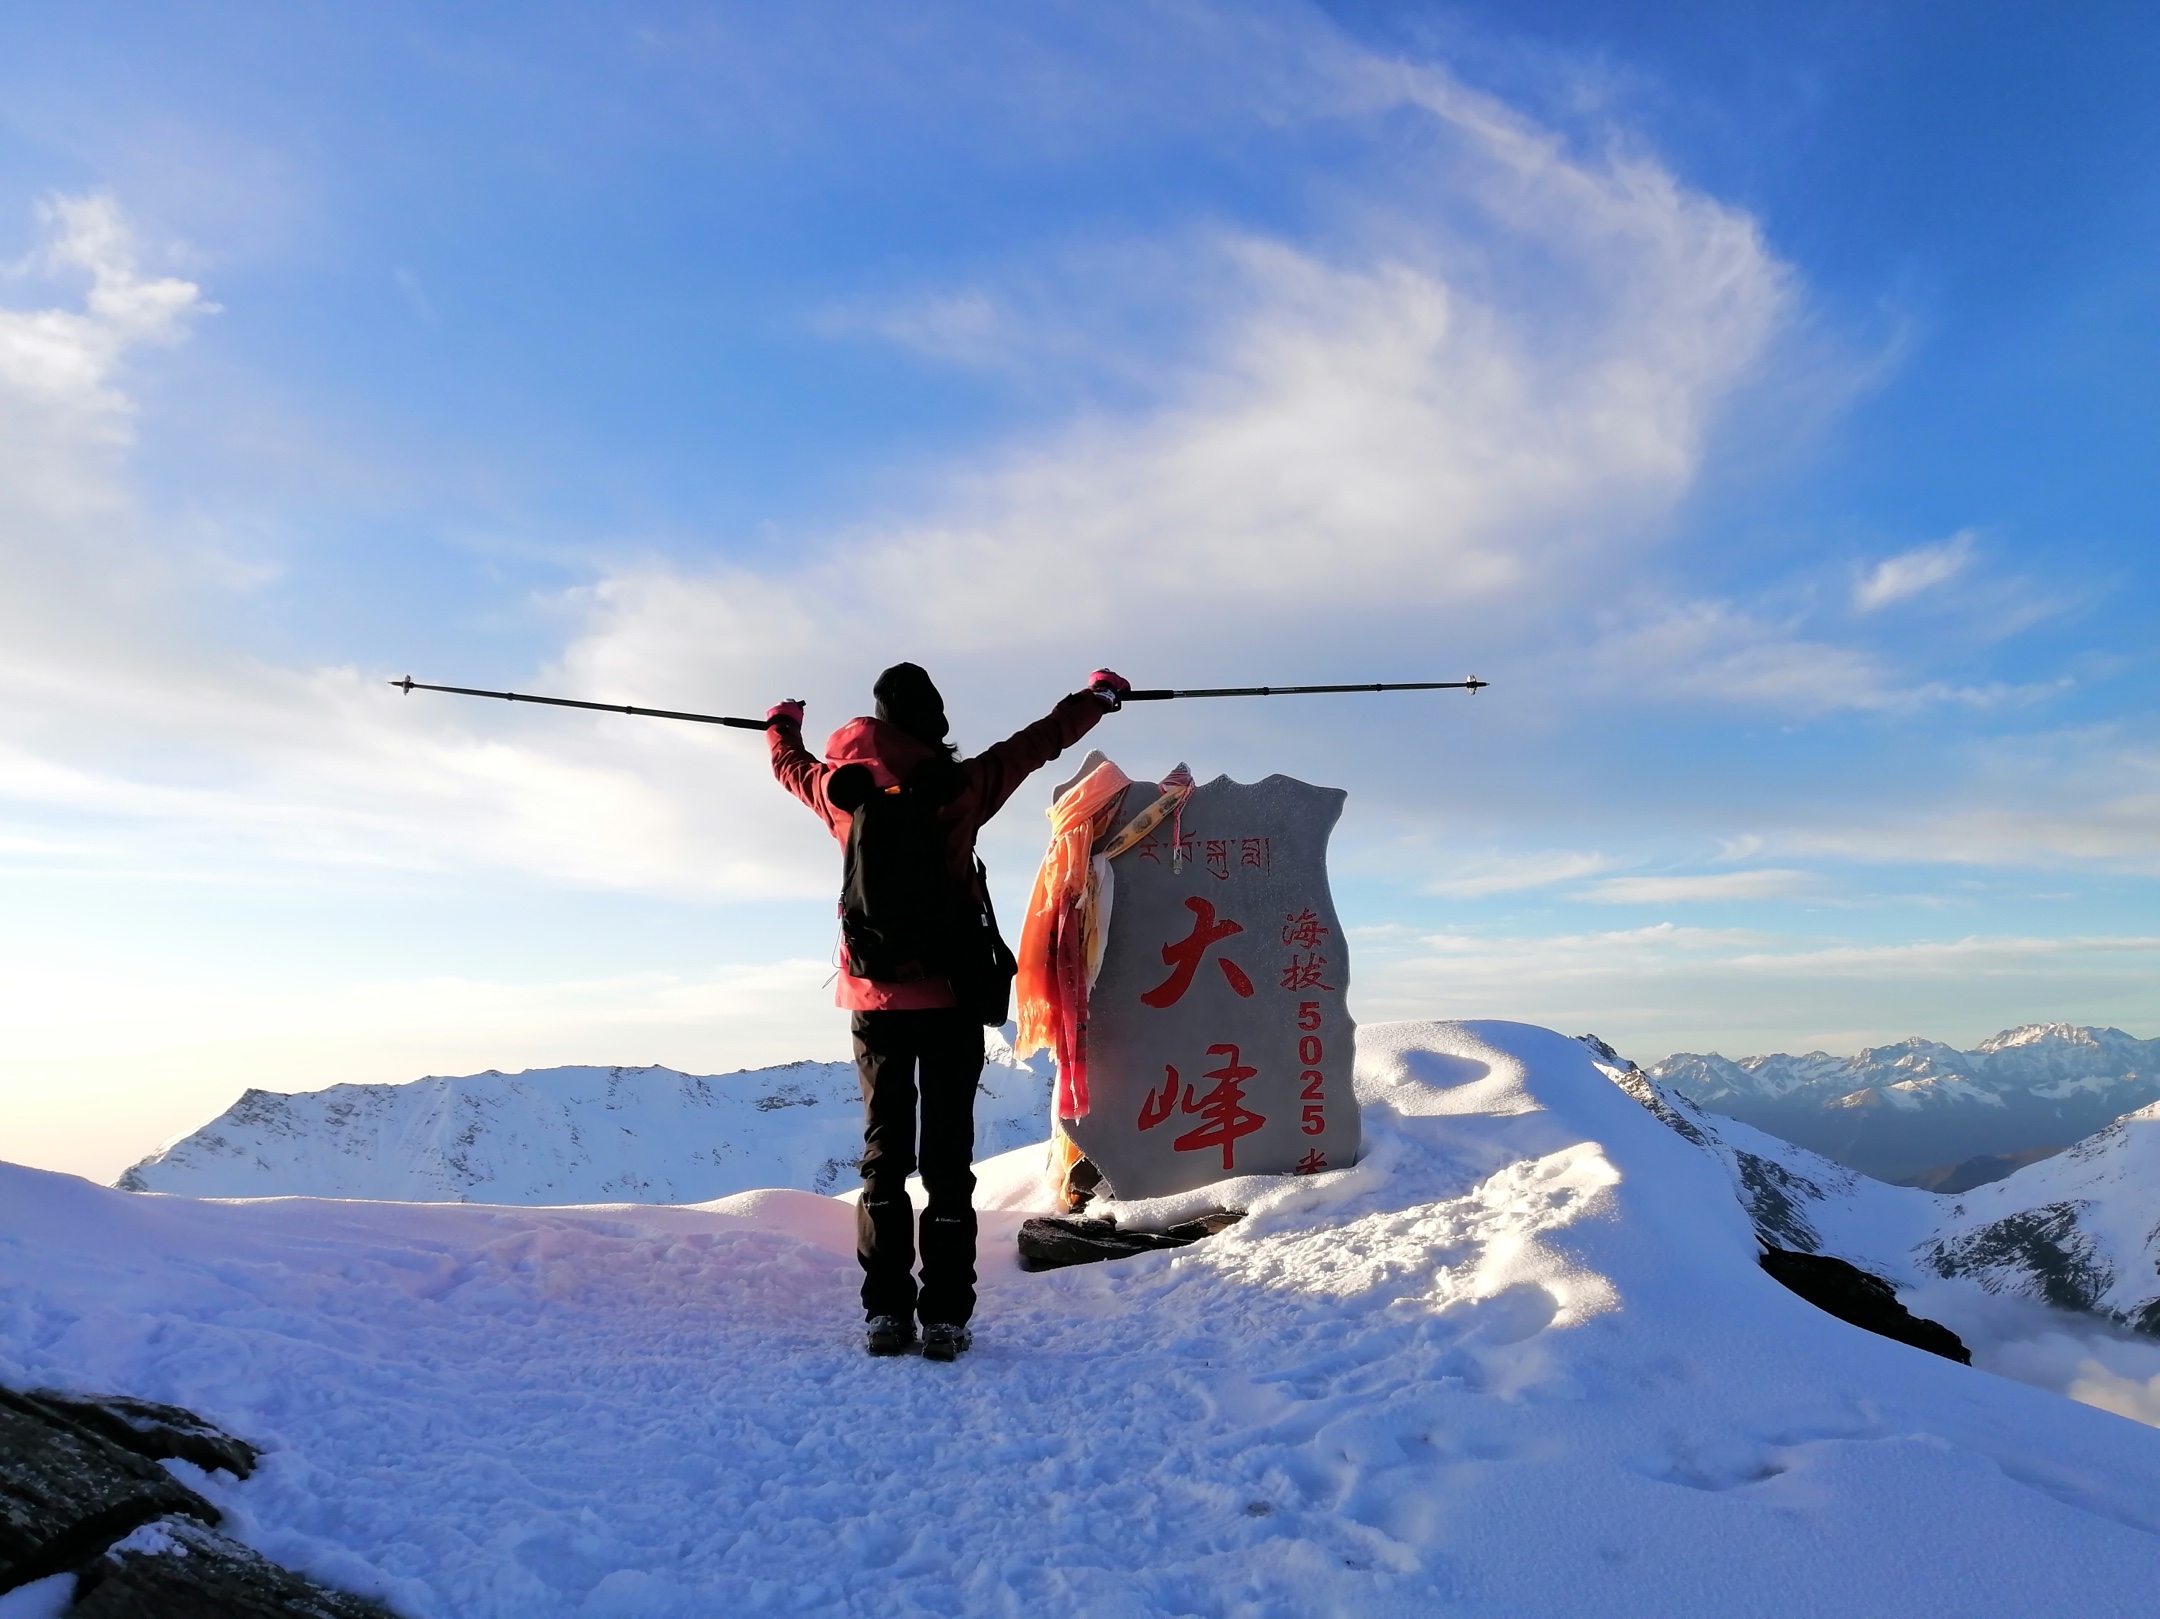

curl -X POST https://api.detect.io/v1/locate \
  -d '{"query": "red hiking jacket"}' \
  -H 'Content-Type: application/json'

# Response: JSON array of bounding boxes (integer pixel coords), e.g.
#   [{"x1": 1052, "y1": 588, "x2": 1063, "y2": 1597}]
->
[{"x1": 769, "y1": 692, "x2": 1109, "y2": 1010}]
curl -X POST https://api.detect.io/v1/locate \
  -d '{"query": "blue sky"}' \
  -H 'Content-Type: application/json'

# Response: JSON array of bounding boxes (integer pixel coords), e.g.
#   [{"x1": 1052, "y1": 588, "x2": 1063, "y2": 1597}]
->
[{"x1": 1, "y1": 0, "x2": 2154, "y2": 1178}]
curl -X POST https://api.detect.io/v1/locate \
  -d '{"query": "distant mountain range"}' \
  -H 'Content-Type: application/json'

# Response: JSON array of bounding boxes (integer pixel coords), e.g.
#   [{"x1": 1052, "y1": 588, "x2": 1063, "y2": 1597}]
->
[
  {"x1": 1647, "y1": 1024, "x2": 2160, "y2": 1183},
  {"x1": 119, "y1": 1032, "x2": 1053, "y2": 1204},
  {"x1": 1590, "y1": 1039, "x2": 2160, "y2": 1338}
]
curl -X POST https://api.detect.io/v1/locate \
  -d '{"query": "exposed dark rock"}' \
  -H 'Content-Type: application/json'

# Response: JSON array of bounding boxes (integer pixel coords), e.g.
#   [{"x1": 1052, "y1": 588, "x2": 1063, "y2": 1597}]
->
[
  {"x1": 1733, "y1": 1152, "x2": 1828, "y2": 1254},
  {"x1": 1758, "y1": 1246, "x2": 1972, "y2": 1365},
  {"x1": 1018, "y1": 1212, "x2": 1243, "y2": 1272},
  {"x1": 2, "y1": 1385, "x2": 393, "y2": 1614},
  {"x1": 0, "y1": 1393, "x2": 216, "y2": 1593},
  {"x1": 70, "y1": 1517, "x2": 393, "y2": 1619},
  {"x1": 17, "y1": 1392, "x2": 258, "y2": 1480},
  {"x1": 1573, "y1": 1034, "x2": 1635, "y2": 1070},
  {"x1": 1924, "y1": 1200, "x2": 2114, "y2": 1316},
  {"x1": 1601, "y1": 1064, "x2": 1710, "y2": 1148}
]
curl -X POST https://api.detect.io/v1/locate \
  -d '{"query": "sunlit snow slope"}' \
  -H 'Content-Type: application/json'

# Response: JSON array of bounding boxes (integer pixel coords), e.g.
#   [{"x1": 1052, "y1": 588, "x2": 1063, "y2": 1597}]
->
[
  {"x1": 7, "y1": 1021, "x2": 2160, "y2": 1619},
  {"x1": 116, "y1": 1034, "x2": 1052, "y2": 1203}
]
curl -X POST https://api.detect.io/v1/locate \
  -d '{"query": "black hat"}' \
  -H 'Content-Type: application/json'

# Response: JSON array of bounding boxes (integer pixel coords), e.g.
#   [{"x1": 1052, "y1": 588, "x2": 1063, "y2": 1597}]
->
[{"x1": 872, "y1": 662, "x2": 952, "y2": 751}]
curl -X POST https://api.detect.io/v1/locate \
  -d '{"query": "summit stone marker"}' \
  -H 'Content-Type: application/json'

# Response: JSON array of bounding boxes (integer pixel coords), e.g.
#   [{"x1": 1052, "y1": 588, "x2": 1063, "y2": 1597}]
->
[{"x1": 1063, "y1": 766, "x2": 1357, "y2": 1201}]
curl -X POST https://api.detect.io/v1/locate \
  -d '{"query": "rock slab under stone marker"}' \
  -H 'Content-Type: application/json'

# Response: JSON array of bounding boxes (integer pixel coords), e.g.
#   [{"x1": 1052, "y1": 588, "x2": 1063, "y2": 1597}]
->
[
  {"x1": 1017, "y1": 1212, "x2": 1244, "y2": 1271},
  {"x1": 1065, "y1": 769, "x2": 1358, "y2": 1200},
  {"x1": 70, "y1": 1517, "x2": 394, "y2": 1619}
]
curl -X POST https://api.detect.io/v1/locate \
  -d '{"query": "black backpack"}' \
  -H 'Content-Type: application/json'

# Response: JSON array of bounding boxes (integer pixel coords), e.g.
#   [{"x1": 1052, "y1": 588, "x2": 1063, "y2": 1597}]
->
[{"x1": 836, "y1": 760, "x2": 1017, "y2": 1025}]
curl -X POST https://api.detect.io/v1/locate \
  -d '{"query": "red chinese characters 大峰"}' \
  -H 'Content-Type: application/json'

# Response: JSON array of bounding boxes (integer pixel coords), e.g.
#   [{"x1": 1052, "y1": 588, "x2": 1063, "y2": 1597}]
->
[
  {"x1": 1137, "y1": 1067, "x2": 1179, "y2": 1131},
  {"x1": 1141, "y1": 896, "x2": 1255, "y2": 1006},
  {"x1": 1171, "y1": 1044, "x2": 1268, "y2": 1171}
]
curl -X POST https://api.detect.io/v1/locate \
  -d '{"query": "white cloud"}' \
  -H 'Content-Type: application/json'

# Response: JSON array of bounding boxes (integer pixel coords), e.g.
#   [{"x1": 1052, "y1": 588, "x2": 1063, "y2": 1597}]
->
[
  {"x1": 0, "y1": 12, "x2": 1802, "y2": 908},
  {"x1": 1582, "y1": 868, "x2": 1817, "y2": 904},
  {"x1": 1426, "y1": 850, "x2": 1612, "y2": 897},
  {"x1": 2068, "y1": 1362, "x2": 2160, "y2": 1428},
  {"x1": 562, "y1": 58, "x2": 1794, "y2": 713},
  {"x1": 0, "y1": 194, "x2": 841, "y2": 905},
  {"x1": 1719, "y1": 934, "x2": 2160, "y2": 976},
  {"x1": 1905, "y1": 1281, "x2": 2160, "y2": 1431},
  {"x1": 1351, "y1": 923, "x2": 2160, "y2": 1064},
  {"x1": 1598, "y1": 596, "x2": 2068, "y2": 716},
  {"x1": 0, "y1": 192, "x2": 210, "y2": 518},
  {"x1": 1854, "y1": 529, "x2": 1975, "y2": 612},
  {"x1": 1799, "y1": 797, "x2": 2160, "y2": 875},
  {"x1": 1787, "y1": 730, "x2": 2160, "y2": 875}
]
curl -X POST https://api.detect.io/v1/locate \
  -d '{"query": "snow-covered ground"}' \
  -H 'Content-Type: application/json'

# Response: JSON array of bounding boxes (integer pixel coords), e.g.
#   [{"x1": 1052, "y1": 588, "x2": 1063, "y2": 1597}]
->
[
  {"x1": 6, "y1": 1020, "x2": 2160, "y2": 1618},
  {"x1": 116, "y1": 1034, "x2": 1053, "y2": 1204}
]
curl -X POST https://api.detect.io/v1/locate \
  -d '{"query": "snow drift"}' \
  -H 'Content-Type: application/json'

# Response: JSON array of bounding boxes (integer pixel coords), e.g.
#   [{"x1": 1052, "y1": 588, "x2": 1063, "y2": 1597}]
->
[{"x1": 5, "y1": 1020, "x2": 2159, "y2": 1618}]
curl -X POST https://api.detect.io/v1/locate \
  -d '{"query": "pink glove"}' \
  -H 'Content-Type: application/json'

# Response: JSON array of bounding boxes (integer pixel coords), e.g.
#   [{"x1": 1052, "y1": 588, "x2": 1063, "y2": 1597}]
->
[
  {"x1": 1086, "y1": 669, "x2": 1131, "y2": 709},
  {"x1": 767, "y1": 699, "x2": 806, "y2": 728}
]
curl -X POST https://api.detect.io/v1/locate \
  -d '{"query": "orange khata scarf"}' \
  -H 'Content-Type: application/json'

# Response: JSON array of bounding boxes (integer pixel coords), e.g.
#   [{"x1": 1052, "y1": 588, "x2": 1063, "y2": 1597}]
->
[{"x1": 1016, "y1": 761, "x2": 1195, "y2": 1123}]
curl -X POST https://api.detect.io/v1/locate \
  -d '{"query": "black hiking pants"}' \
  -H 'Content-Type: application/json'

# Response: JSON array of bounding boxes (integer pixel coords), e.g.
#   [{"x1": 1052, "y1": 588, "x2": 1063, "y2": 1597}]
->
[{"x1": 852, "y1": 1006, "x2": 982, "y2": 1326}]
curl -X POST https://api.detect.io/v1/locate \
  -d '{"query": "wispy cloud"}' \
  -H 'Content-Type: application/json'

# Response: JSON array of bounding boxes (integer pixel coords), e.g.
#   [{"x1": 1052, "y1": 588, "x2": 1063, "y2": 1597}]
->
[
  {"x1": 1721, "y1": 934, "x2": 2160, "y2": 975},
  {"x1": 1795, "y1": 794, "x2": 2160, "y2": 875},
  {"x1": 1351, "y1": 922, "x2": 2160, "y2": 1062},
  {"x1": 0, "y1": 191, "x2": 211, "y2": 517},
  {"x1": 1581, "y1": 868, "x2": 1818, "y2": 904},
  {"x1": 1426, "y1": 850, "x2": 1611, "y2": 897},
  {"x1": 391, "y1": 265, "x2": 440, "y2": 325},
  {"x1": 0, "y1": 1, "x2": 1803, "y2": 907},
  {"x1": 1601, "y1": 596, "x2": 2069, "y2": 716},
  {"x1": 1786, "y1": 729, "x2": 2160, "y2": 875},
  {"x1": 1854, "y1": 529, "x2": 1975, "y2": 612}
]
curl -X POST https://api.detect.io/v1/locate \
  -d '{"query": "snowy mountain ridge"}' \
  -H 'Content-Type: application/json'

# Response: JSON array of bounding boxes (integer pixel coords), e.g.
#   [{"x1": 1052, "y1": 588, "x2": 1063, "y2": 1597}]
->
[
  {"x1": 118, "y1": 1023, "x2": 2160, "y2": 1346},
  {"x1": 1648, "y1": 1023, "x2": 2160, "y2": 1181},
  {"x1": 118, "y1": 1034, "x2": 1054, "y2": 1204}
]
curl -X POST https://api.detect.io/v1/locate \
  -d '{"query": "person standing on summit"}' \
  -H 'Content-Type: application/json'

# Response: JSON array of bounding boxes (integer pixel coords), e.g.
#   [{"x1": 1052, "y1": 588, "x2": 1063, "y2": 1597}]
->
[{"x1": 767, "y1": 663, "x2": 1129, "y2": 1360}]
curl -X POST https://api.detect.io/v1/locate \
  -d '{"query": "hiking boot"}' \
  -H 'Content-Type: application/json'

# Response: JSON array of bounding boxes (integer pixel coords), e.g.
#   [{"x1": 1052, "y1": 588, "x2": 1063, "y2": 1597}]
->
[
  {"x1": 921, "y1": 1321, "x2": 971, "y2": 1362},
  {"x1": 865, "y1": 1314, "x2": 915, "y2": 1357}
]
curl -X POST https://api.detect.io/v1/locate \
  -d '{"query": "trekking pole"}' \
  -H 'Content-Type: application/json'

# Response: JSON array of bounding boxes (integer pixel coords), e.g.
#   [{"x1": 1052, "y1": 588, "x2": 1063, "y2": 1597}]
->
[
  {"x1": 1120, "y1": 678, "x2": 1486, "y2": 702},
  {"x1": 388, "y1": 677, "x2": 773, "y2": 730}
]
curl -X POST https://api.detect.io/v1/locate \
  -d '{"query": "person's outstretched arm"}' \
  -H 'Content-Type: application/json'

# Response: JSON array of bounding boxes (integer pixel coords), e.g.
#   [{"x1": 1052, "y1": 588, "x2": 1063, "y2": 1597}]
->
[
  {"x1": 967, "y1": 670, "x2": 1129, "y2": 824},
  {"x1": 766, "y1": 699, "x2": 843, "y2": 834}
]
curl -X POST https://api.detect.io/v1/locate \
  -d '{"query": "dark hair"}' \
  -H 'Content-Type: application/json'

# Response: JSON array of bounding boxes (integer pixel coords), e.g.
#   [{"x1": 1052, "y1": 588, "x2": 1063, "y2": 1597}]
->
[{"x1": 872, "y1": 662, "x2": 959, "y2": 759}]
